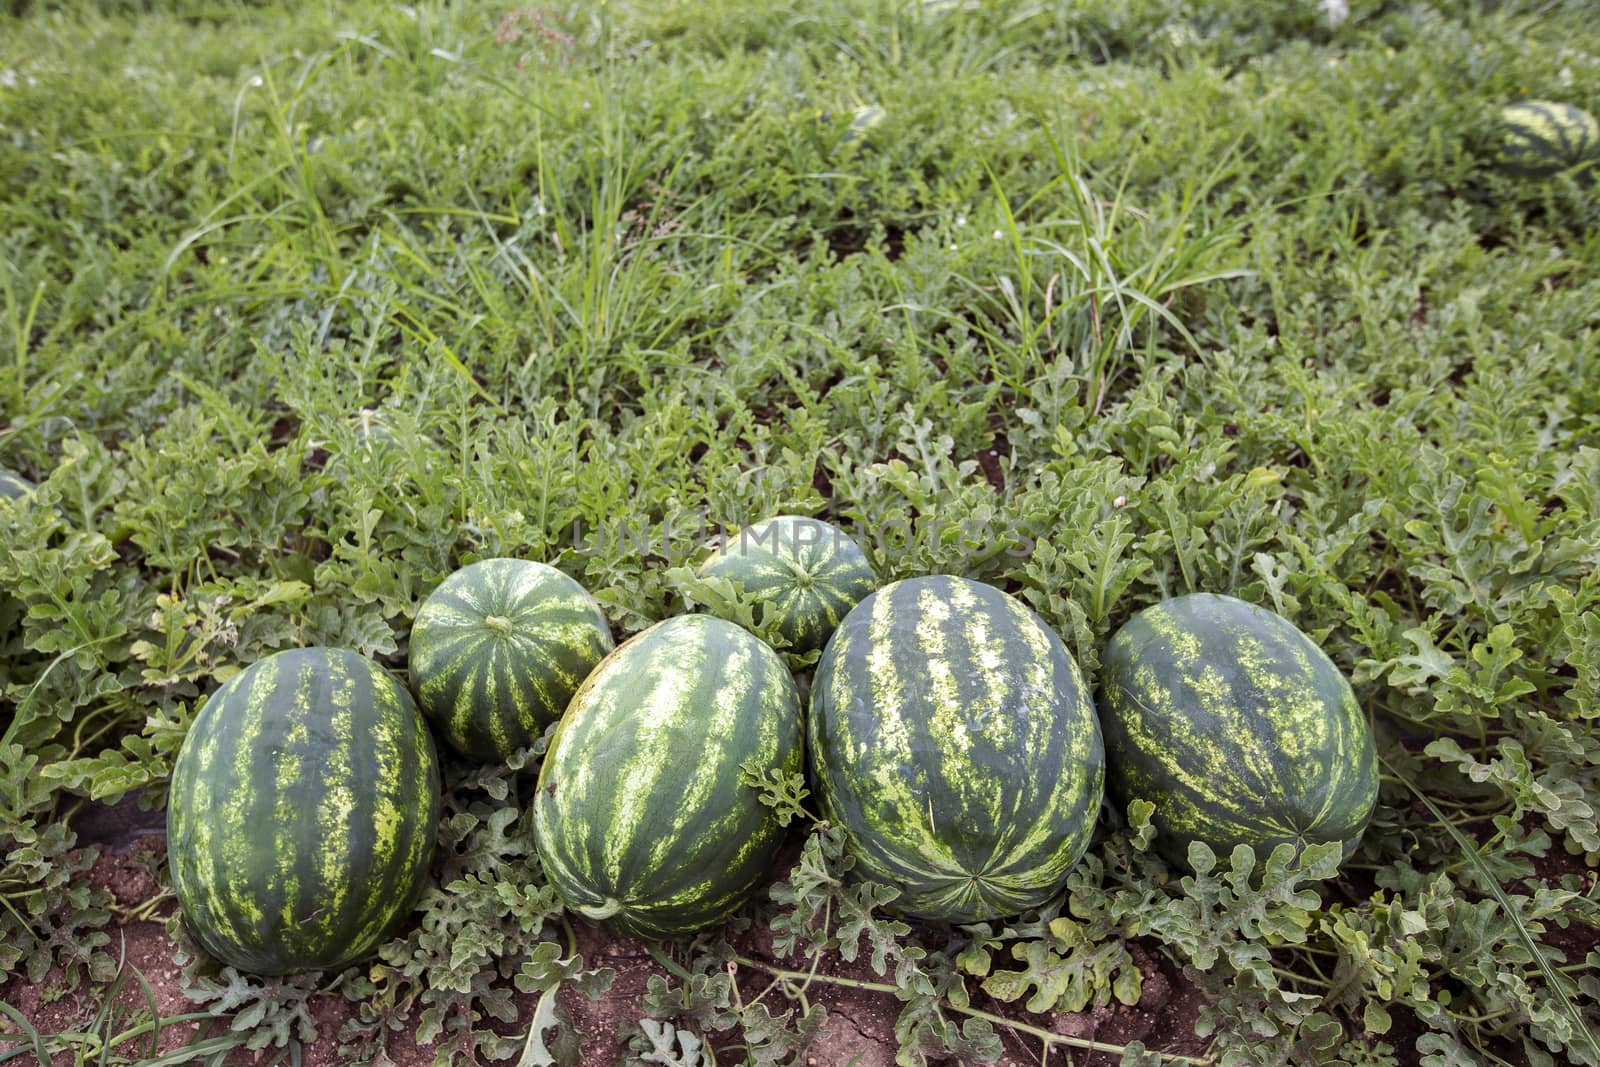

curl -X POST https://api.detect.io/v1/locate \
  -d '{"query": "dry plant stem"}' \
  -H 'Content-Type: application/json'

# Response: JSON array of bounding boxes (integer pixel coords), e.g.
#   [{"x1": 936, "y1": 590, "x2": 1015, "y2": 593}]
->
[
  {"x1": 730, "y1": 954, "x2": 1213, "y2": 1066},
  {"x1": 115, "y1": 891, "x2": 173, "y2": 922}
]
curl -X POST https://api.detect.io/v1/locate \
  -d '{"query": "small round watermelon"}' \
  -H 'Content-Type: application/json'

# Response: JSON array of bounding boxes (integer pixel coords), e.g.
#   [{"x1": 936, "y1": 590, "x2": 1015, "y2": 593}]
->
[
  {"x1": 698, "y1": 515, "x2": 875, "y2": 654},
  {"x1": 532, "y1": 614, "x2": 803, "y2": 939},
  {"x1": 409, "y1": 559, "x2": 614, "y2": 761},
  {"x1": 808, "y1": 575, "x2": 1104, "y2": 924},
  {"x1": 1099, "y1": 593, "x2": 1378, "y2": 869},
  {"x1": 167, "y1": 647, "x2": 442, "y2": 976},
  {"x1": 1494, "y1": 100, "x2": 1599, "y2": 177}
]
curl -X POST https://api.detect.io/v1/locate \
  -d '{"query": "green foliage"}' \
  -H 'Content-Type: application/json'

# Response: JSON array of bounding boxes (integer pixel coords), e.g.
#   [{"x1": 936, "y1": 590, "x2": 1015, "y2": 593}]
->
[
  {"x1": 756, "y1": 826, "x2": 1004, "y2": 1066},
  {"x1": 0, "y1": 815, "x2": 113, "y2": 989},
  {"x1": 978, "y1": 914, "x2": 1145, "y2": 1014},
  {"x1": 628, "y1": 957, "x2": 829, "y2": 1067},
  {"x1": 2, "y1": 0, "x2": 1599, "y2": 1063},
  {"x1": 664, "y1": 566, "x2": 823, "y2": 670}
]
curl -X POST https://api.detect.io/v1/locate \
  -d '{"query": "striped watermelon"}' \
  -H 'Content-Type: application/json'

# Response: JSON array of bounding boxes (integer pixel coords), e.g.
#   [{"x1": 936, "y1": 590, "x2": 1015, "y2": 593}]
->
[
  {"x1": 699, "y1": 515, "x2": 875, "y2": 654},
  {"x1": 1494, "y1": 100, "x2": 1599, "y2": 177},
  {"x1": 532, "y1": 614, "x2": 802, "y2": 938},
  {"x1": 837, "y1": 104, "x2": 886, "y2": 155},
  {"x1": 1099, "y1": 593, "x2": 1377, "y2": 869},
  {"x1": 409, "y1": 558, "x2": 614, "y2": 761},
  {"x1": 0, "y1": 470, "x2": 33, "y2": 500},
  {"x1": 808, "y1": 575, "x2": 1104, "y2": 923},
  {"x1": 167, "y1": 647, "x2": 442, "y2": 976}
]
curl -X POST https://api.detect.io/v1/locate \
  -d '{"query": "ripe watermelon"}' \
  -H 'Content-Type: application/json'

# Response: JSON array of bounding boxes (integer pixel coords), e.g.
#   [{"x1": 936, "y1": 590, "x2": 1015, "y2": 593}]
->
[
  {"x1": 1099, "y1": 593, "x2": 1377, "y2": 869},
  {"x1": 167, "y1": 647, "x2": 442, "y2": 976},
  {"x1": 698, "y1": 515, "x2": 875, "y2": 654},
  {"x1": 532, "y1": 614, "x2": 802, "y2": 938},
  {"x1": 808, "y1": 575, "x2": 1104, "y2": 923},
  {"x1": 409, "y1": 558, "x2": 614, "y2": 761},
  {"x1": 1494, "y1": 100, "x2": 1599, "y2": 177}
]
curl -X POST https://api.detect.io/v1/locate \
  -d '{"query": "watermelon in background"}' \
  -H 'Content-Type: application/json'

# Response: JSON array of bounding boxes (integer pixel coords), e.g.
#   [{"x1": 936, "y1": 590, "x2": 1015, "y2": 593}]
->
[
  {"x1": 409, "y1": 558, "x2": 614, "y2": 761},
  {"x1": 1494, "y1": 100, "x2": 1599, "y2": 177},
  {"x1": 808, "y1": 575, "x2": 1104, "y2": 924},
  {"x1": 532, "y1": 614, "x2": 803, "y2": 939},
  {"x1": 0, "y1": 470, "x2": 34, "y2": 500},
  {"x1": 1098, "y1": 593, "x2": 1378, "y2": 870},
  {"x1": 167, "y1": 647, "x2": 442, "y2": 976},
  {"x1": 698, "y1": 515, "x2": 876, "y2": 654}
]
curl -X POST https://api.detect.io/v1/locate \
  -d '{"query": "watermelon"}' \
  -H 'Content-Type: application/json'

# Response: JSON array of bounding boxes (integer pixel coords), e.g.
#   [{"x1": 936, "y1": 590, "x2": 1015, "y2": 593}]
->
[
  {"x1": 532, "y1": 614, "x2": 802, "y2": 938},
  {"x1": 0, "y1": 470, "x2": 33, "y2": 500},
  {"x1": 698, "y1": 515, "x2": 875, "y2": 654},
  {"x1": 838, "y1": 104, "x2": 886, "y2": 153},
  {"x1": 167, "y1": 647, "x2": 442, "y2": 976},
  {"x1": 1494, "y1": 100, "x2": 1599, "y2": 177},
  {"x1": 409, "y1": 558, "x2": 614, "y2": 761},
  {"x1": 1099, "y1": 593, "x2": 1377, "y2": 869},
  {"x1": 808, "y1": 575, "x2": 1104, "y2": 923}
]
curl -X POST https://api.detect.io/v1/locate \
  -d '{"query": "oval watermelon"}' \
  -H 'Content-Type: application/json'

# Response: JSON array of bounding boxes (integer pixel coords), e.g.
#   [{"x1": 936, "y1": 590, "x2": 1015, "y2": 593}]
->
[
  {"x1": 1494, "y1": 100, "x2": 1600, "y2": 177},
  {"x1": 698, "y1": 515, "x2": 875, "y2": 654},
  {"x1": 1099, "y1": 593, "x2": 1377, "y2": 869},
  {"x1": 409, "y1": 558, "x2": 614, "y2": 761},
  {"x1": 808, "y1": 575, "x2": 1104, "y2": 924},
  {"x1": 167, "y1": 647, "x2": 442, "y2": 976},
  {"x1": 531, "y1": 614, "x2": 803, "y2": 939}
]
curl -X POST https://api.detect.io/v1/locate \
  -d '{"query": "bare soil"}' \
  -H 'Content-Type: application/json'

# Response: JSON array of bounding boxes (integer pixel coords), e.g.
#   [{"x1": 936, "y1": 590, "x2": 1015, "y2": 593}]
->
[{"x1": 0, "y1": 835, "x2": 1208, "y2": 1066}]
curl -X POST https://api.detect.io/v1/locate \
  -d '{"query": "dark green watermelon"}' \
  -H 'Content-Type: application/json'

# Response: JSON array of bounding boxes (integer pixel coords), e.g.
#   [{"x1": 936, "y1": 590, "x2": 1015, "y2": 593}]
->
[
  {"x1": 532, "y1": 614, "x2": 802, "y2": 938},
  {"x1": 1099, "y1": 593, "x2": 1378, "y2": 868},
  {"x1": 698, "y1": 515, "x2": 875, "y2": 654},
  {"x1": 409, "y1": 558, "x2": 613, "y2": 761},
  {"x1": 167, "y1": 647, "x2": 442, "y2": 975},
  {"x1": 1494, "y1": 100, "x2": 1599, "y2": 177},
  {"x1": 0, "y1": 470, "x2": 34, "y2": 500},
  {"x1": 808, "y1": 575, "x2": 1104, "y2": 923}
]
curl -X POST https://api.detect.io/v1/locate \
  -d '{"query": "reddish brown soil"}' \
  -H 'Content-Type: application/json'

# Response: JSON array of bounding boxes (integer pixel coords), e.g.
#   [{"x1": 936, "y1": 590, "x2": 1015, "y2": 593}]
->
[
  {"x1": 1, "y1": 842, "x2": 195, "y2": 1066},
  {"x1": 1059, "y1": 941, "x2": 1211, "y2": 1066},
  {"x1": 0, "y1": 839, "x2": 1209, "y2": 1067}
]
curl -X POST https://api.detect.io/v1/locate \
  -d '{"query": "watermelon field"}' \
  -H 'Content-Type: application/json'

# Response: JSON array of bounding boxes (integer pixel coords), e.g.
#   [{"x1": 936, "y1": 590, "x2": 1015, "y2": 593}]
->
[{"x1": 2, "y1": 0, "x2": 1600, "y2": 1064}]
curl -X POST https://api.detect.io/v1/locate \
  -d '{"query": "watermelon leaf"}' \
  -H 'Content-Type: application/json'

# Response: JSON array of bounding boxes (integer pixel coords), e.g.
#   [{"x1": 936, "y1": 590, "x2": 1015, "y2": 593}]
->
[
  {"x1": 38, "y1": 701, "x2": 195, "y2": 806},
  {"x1": 738, "y1": 759, "x2": 812, "y2": 827},
  {"x1": 176, "y1": 956, "x2": 322, "y2": 1053},
  {"x1": 769, "y1": 825, "x2": 855, "y2": 960},
  {"x1": 979, "y1": 920, "x2": 1143, "y2": 1013},
  {"x1": 513, "y1": 988, "x2": 575, "y2": 1067},
  {"x1": 663, "y1": 564, "x2": 823, "y2": 669},
  {"x1": 1141, "y1": 841, "x2": 1341, "y2": 980},
  {"x1": 636, "y1": 957, "x2": 829, "y2": 1067},
  {"x1": 1427, "y1": 736, "x2": 1600, "y2": 854},
  {"x1": 1127, "y1": 798, "x2": 1159, "y2": 853},
  {"x1": 629, "y1": 1019, "x2": 712, "y2": 1067}
]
